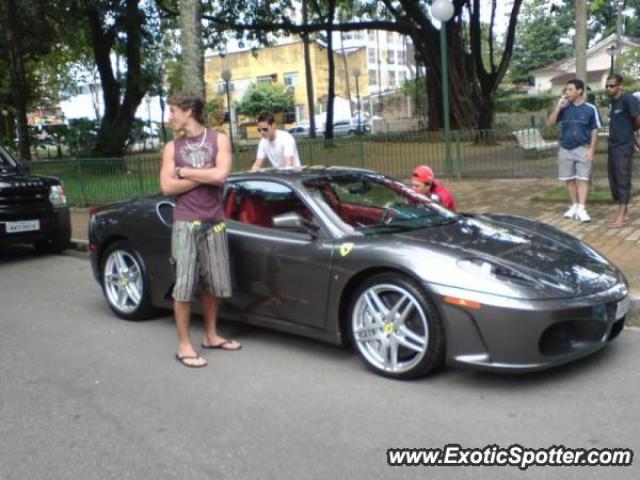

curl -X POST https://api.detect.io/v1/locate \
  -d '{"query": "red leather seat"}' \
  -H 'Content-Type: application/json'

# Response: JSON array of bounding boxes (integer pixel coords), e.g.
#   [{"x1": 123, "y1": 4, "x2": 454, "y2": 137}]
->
[
  {"x1": 238, "y1": 195, "x2": 273, "y2": 228},
  {"x1": 224, "y1": 189, "x2": 238, "y2": 219}
]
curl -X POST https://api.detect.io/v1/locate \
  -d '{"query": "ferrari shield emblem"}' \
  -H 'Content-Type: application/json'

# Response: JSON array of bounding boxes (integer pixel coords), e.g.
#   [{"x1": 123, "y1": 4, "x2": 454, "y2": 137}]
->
[{"x1": 339, "y1": 242, "x2": 354, "y2": 257}]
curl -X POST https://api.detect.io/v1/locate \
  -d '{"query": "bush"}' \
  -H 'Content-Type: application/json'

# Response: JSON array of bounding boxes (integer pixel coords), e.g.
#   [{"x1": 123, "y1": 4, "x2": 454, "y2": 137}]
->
[
  {"x1": 495, "y1": 93, "x2": 556, "y2": 113},
  {"x1": 65, "y1": 118, "x2": 99, "y2": 157}
]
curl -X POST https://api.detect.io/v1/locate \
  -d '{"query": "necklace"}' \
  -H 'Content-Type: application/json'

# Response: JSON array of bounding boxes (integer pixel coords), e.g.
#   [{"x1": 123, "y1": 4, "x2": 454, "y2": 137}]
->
[{"x1": 184, "y1": 128, "x2": 207, "y2": 151}]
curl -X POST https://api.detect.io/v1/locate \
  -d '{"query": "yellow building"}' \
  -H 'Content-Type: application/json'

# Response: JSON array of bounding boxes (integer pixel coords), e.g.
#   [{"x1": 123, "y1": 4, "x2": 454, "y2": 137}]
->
[{"x1": 204, "y1": 38, "x2": 368, "y2": 127}]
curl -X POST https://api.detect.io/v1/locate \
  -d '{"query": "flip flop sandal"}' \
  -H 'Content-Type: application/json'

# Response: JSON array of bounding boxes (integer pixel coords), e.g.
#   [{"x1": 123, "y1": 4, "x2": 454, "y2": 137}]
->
[
  {"x1": 175, "y1": 354, "x2": 207, "y2": 368},
  {"x1": 201, "y1": 340, "x2": 242, "y2": 351}
]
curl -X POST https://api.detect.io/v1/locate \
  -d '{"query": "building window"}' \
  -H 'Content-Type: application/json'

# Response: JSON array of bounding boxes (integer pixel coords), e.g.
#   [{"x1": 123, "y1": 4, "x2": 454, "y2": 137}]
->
[
  {"x1": 368, "y1": 70, "x2": 377, "y2": 86},
  {"x1": 388, "y1": 71, "x2": 396, "y2": 86},
  {"x1": 368, "y1": 30, "x2": 376, "y2": 42},
  {"x1": 386, "y1": 49, "x2": 395, "y2": 64},
  {"x1": 398, "y1": 70, "x2": 406, "y2": 83},
  {"x1": 284, "y1": 72, "x2": 299, "y2": 87},
  {"x1": 216, "y1": 81, "x2": 234, "y2": 94},
  {"x1": 368, "y1": 47, "x2": 376, "y2": 64},
  {"x1": 295, "y1": 105, "x2": 305, "y2": 122},
  {"x1": 398, "y1": 50, "x2": 406, "y2": 66},
  {"x1": 257, "y1": 74, "x2": 276, "y2": 84},
  {"x1": 387, "y1": 31, "x2": 394, "y2": 43}
]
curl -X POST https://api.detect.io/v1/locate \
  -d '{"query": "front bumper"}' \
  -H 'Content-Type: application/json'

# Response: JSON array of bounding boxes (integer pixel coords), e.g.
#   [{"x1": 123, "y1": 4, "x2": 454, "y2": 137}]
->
[
  {"x1": 0, "y1": 206, "x2": 70, "y2": 247},
  {"x1": 429, "y1": 282, "x2": 628, "y2": 373}
]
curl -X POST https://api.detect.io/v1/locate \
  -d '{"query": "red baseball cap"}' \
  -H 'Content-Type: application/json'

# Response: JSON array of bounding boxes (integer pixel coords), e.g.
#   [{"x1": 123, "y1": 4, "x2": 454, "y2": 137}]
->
[{"x1": 412, "y1": 165, "x2": 434, "y2": 184}]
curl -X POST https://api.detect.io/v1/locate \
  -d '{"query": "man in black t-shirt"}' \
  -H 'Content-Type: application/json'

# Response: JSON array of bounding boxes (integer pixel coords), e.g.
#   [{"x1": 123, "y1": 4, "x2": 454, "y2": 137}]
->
[{"x1": 605, "y1": 74, "x2": 640, "y2": 228}]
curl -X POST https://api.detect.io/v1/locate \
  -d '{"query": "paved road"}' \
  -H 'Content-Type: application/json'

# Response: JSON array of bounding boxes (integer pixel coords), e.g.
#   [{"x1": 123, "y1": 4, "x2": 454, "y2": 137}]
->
[{"x1": 1, "y1": 249, "x2": 639, "y2": 480}]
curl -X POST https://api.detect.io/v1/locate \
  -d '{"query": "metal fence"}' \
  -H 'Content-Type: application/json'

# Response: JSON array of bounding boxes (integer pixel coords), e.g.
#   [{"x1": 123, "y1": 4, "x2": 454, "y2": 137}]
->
[{"x1": 30, "y1": 127, "x2": 629, "y2": 207}]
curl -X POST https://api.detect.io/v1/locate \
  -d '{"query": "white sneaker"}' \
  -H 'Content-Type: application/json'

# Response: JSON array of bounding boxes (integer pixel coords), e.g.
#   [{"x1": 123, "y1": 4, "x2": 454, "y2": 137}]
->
[
  {"x1": 574, "y1": 206, "x2": 591, "y2": 223},
  {"x1": 563, "y1": 204, "x2": 578, "y2": 219}
]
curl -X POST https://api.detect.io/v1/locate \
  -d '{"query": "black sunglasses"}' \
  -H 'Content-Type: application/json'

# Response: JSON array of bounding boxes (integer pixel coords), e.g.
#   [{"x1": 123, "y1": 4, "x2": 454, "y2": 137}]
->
[
  {"x1": 606, "y1": 84, "x2": 619, "y2": 88},
  {"x1": 257, "y1": 127, "x2": 270, "y2": 132}
]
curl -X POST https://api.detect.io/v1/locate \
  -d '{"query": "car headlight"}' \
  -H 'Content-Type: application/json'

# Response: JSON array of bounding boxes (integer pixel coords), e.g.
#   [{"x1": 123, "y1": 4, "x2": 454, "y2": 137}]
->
[
  {"x1": 457, "y1": 258, "x2": 539, "y2": 286},
  {"x1": 49, "y1": 185, "x2": 67, "y2": 206}
]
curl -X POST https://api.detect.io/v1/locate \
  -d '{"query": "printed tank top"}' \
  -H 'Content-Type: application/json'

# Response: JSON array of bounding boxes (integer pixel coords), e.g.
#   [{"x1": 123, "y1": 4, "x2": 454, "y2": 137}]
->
[{"x1": 173, "y1": 129, "x2": 224, "y2": 222}]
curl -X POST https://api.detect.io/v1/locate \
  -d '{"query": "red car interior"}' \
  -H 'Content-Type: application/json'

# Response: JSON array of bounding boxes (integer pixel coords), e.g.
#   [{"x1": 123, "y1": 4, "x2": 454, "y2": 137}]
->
[{"x1": 226, "y1": 186, "x2": 384, "y2": 228}]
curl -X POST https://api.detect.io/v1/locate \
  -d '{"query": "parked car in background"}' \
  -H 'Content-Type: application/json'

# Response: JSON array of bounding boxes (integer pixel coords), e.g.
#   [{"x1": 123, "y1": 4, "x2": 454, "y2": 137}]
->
[
  {"x1": 289, "y1": 119, "x2": 370, "y2": 138},
  {"x1": 0, "y1": 145, "x2": 71, "y2": 253},
  {"x1": 288, "y1": 125, "x2": 313, "y2": 138}
]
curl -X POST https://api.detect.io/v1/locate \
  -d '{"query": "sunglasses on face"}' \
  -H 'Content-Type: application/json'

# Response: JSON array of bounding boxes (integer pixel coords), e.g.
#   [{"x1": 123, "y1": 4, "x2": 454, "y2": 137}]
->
[
  {"x1": 257, "y1": 127, "x2": 270, "y2": 132},
  {"x1": 606, "y1": 84, "x2": 619, "y2": 88}
]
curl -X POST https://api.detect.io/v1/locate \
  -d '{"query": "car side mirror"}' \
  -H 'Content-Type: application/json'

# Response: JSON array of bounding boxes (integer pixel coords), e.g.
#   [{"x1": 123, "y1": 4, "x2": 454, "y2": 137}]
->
[{"x1": 272, "y1": 212, "x2": 317, "y2": 237}]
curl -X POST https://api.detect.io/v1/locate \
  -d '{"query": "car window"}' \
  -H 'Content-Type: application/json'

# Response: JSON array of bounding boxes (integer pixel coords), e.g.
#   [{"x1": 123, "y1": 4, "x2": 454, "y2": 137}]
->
[
  {"x1": 225, "y1": 180, "x2": 315, "y2": 229},
  {"x1": 303, "y1": 173, "x2": 456, "y2": 234}
]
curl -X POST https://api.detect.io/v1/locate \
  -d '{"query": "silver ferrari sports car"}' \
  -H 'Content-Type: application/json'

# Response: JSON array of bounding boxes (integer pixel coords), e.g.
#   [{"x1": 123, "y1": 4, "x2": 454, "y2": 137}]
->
[{"x1": 89, "y1": 167, "x2": 629, "y2": 379}]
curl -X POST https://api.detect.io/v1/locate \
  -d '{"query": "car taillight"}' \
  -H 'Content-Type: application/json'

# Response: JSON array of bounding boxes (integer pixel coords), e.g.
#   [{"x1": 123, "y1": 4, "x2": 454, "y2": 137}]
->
[{"x1": 89, "y1": 205, "x2": 103, "y2": 216}]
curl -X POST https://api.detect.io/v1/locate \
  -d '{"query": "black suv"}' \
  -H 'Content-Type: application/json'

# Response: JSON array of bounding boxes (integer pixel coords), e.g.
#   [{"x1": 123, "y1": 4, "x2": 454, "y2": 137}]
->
[{"x1": 0, "y1": 144, "x2": 71, "y2": 253}]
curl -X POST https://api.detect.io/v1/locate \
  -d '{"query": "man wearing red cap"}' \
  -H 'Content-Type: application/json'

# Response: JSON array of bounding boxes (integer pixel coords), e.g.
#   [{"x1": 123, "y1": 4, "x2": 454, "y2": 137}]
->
[{"x1": 411, "y1": 165, "x2": 458, "y2": 211}]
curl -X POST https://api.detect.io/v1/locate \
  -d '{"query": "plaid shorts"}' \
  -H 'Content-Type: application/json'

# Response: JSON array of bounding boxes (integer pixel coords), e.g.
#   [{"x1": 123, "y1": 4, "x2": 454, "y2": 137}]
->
[
  {"x1": 558, "y1": 146, "x2": 591, "y2": 181},
  {"x1": 171, "y1": 220, "x2": 232, "y2": 302}
]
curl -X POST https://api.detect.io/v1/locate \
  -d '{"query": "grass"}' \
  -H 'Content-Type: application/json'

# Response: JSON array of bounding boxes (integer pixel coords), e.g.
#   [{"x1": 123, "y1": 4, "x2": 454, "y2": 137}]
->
[{"x1": 530, "y1": 184, "x2": 639, "y2": 204}]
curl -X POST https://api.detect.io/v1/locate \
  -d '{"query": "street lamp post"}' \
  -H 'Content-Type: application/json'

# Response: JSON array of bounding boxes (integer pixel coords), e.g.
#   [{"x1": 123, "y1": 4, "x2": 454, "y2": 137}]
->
[
  {"x1": 220, "y1": 69, "x2": 233, "y2": 151},
  {"x1": 144, "y1": 96, "x2": 152, "y2": 152},
  {"x1": 606, "y1": 44, "x2": 618, "y2": 74},
  {"x1": 432, "y1": 0, "x2": 454, "y2": 175},
  {"x1": 353, "y1": 67, "x2": 362, "y2": 134}
]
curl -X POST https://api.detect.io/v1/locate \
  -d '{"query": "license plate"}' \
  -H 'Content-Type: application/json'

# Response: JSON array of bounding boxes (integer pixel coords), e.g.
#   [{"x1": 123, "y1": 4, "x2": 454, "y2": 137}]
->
[
  {"x1": 616, "y1": 296, "x2": 631, "y2": 320},
  {"x1": 5, "y1": 220, "x2": 40, "y2": 233}
]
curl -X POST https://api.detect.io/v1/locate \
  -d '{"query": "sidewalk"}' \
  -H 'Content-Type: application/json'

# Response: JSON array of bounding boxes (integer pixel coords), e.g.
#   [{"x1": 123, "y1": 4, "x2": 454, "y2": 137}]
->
[{"x1": 69, "y1": 178, "x2": 640, "y2": 325}]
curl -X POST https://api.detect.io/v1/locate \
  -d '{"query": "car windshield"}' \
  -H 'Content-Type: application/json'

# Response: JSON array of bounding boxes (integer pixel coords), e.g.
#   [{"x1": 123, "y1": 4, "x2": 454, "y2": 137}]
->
[
  {"x1": 0, "y1": 145, "x2": 18, "y2": 171},
  {"x1": 303, "y1": 172, "x2": 457, "y2": 235}
]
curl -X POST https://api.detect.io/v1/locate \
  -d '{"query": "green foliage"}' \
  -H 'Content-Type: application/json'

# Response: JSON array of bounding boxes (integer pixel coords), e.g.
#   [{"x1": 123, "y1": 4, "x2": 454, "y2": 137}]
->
[
  {"x1": 510, "y1": 0, "x2": 572, "y2": 83},
  {"x1": 205, "y1": 97, "x2": 226, "y2": 126},
  {"x1": 495, "y1": 93, "x2": 556, "y2": 113},
  {"x1": 235, "y1": 83, "x2": 294, "y2": 117},
  {"x1": 621, "y1": 48, "x2": 640, "y2": 80},
  {"x1": 588, "y1": 0, "x2": 640, "y2": 39},
  {"x1": 64, "y1": 118, "x2": 99, "y2": 157}
]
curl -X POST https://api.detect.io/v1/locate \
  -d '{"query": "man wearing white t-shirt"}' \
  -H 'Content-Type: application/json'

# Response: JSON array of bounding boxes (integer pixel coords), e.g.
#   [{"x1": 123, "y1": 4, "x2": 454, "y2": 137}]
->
[{"x1": 251, "y1": 112, "x2": 301, "y2": 170}]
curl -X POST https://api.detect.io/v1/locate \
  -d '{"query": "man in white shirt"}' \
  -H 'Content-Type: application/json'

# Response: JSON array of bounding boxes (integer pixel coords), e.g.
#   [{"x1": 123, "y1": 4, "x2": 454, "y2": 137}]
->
[{"x1": 251, "y1": 112, "x2": 301, "y2": 170}]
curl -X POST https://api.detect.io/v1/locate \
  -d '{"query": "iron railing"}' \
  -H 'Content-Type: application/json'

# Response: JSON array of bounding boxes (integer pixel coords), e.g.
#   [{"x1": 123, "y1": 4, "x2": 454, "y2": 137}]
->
[{"x1": 30, "y1": 128, "x2": 625, "y2": 207}]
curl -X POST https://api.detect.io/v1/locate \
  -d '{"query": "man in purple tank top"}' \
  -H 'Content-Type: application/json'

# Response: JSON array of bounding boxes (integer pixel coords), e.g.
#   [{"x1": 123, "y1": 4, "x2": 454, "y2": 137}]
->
[{"x1": 160, "y1": 92, "x2": 241, "y2": 368}]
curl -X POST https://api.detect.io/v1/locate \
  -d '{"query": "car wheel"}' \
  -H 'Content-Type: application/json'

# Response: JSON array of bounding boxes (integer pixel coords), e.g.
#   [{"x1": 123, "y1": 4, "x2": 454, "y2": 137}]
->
[
  {"x1": 101, "y1": 241, "x2": 154, "y2": 320},
  {"x1": 348, "y1": 273, "x2": 445, "y2": 379},
  {"x1": 34, "y1": 232, "x2": 70, "y2": 254}
]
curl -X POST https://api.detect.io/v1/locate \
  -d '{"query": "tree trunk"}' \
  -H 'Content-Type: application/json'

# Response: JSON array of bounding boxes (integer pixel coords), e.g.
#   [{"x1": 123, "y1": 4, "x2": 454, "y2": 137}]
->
[
  {"x1": 302, "y1": 0, "x2": 317, "y2": 138},
  {"x1": 403, "y1": 0, "x2": 522, "y2": 132},
  {"x1": 3, "y1": 0, "x2": 31, "y2": 160},
  {"x1": 180, "y1": 0, "x2": 205, "y2": 98},
  {"x1": 339, "y1": 32, "x2": 352, "y2": 117},
  {"x1": 86, "y1": 0, "x2": 150, "y2": 157},
  {"x1": 324, "y1": 0, "x2": 337, "y2": 139}
]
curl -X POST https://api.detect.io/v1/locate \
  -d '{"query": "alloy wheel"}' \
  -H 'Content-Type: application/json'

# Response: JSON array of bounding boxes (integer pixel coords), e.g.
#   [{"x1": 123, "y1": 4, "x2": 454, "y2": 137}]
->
[
  {"x1": 103, "y1": 249, "x2": 144, "y2": 314},
  {"x1": 351, "y1": 283, "x2": 429, "y2": 374}
]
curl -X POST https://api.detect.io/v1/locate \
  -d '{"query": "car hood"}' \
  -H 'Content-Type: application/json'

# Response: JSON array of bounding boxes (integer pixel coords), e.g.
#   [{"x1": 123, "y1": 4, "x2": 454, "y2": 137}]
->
[{"x1": 394, "y1": 214, "x2": 621, "y2": 297}]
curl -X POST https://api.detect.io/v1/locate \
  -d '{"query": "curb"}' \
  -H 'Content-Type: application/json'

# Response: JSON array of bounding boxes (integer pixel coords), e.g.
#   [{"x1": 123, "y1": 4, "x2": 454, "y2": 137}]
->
[{"x1": 69, "y1": 238, "x2": 90, "y2": 253}]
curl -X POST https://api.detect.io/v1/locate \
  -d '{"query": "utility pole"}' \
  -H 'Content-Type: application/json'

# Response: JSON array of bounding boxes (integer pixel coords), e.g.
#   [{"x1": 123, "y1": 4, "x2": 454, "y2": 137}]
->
[
  {"x1": 575, "y1": 0, "x2": 587, "y2": 83},
  {"x1": 615, "y1": 0, "x2": 625, "y2": 72}
]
